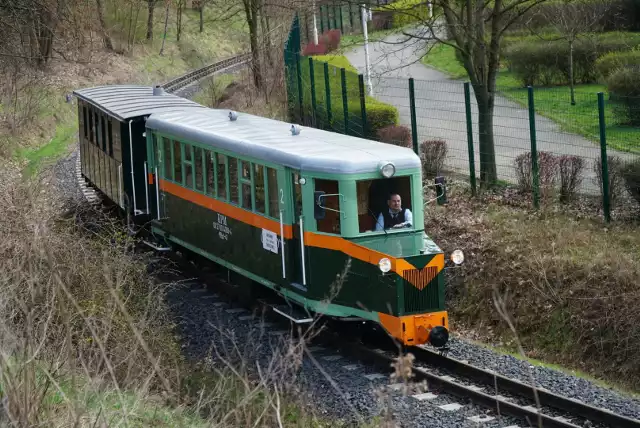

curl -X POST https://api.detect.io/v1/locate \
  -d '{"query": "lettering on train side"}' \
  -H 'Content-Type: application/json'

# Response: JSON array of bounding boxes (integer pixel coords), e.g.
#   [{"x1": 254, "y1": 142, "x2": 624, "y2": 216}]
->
[{"x1": 213, "y1": 213, "x2": 232, "y2": 240}]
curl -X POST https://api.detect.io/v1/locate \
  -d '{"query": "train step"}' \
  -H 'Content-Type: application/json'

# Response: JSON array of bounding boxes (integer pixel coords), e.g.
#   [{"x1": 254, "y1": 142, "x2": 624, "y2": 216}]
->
[{"x1": 269, "y1": 303, "x2": 314, "y2": 324}]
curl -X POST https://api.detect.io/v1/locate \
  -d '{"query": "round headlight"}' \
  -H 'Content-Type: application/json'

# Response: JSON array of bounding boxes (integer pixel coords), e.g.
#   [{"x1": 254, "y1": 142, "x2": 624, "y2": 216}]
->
[
  {"x1": 378, "y1": 258, "x2": 391, "y2": 273},
  {"x1": 451, "y1": 249, "x2": 464, "y2": 265},
  {"x1": 380, "y1": 163, "x2": 395, "y2": 178}
]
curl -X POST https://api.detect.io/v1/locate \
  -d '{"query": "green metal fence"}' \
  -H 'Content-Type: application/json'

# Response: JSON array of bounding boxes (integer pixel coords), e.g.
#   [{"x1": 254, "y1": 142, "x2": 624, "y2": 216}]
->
[{"x1": 284, "y1": 15, "x2": 640, "y2": 222}]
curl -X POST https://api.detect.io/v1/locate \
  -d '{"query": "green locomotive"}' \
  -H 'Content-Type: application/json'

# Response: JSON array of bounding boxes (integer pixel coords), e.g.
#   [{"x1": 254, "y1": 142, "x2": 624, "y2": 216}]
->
[{"x1": 73, "y1": 85, "x2": 463, "y2": 349}]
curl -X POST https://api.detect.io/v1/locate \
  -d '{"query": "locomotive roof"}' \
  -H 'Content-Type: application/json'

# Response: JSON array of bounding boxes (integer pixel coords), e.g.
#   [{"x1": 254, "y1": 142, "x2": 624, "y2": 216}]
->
[
  {"x1": 145, "y1": 109, "x2": 422, "y2": 175},
  {"x1": 73, "y1": 85, "x2": 205, "y2": 121}
]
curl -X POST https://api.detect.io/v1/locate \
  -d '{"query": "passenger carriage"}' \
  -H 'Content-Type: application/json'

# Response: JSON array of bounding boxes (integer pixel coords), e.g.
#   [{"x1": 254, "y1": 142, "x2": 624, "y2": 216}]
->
[{"x1": 73, "y1": 84, "x2": 460, "y2": 349}]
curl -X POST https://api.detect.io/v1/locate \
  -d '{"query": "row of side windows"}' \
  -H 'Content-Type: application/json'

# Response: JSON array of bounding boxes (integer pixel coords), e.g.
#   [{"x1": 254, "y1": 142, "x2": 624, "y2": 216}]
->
[
  {"x1": 78, "y1": 101, "x2": 121, "y2": 162},
  {"x1": 159, "y1": 136, "x2": 280, "y2": 219}
]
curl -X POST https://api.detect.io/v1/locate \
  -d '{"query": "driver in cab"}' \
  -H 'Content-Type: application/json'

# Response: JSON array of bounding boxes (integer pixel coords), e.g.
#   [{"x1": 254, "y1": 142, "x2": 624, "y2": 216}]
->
[{"x1": 375, "y1": 193, "x2": 412, "y2": 231}]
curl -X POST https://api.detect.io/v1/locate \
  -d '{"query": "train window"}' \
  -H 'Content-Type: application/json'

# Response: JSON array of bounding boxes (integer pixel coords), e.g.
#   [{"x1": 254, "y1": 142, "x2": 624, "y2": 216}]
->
[
  {"x1": 267, "y1": 167, "x2": 279, "y2": 218},
  {"x1": 315, "y1": 179, "x2": 341, "y2": 234},
  {"x1": 95, "y1": 111, "x2": 100, "y2": 147},
  {"x1": 88, "y1": 108, "x2": 94, "y2": 143},
  {"x1": 357, "y1": 176, "x2": 412, "y2": 233},
  {"x1": 173, "y1": 140, "x2": 182, "y2": 184},
  {"x1": 194, "y1": 147, "x2": 204, "y2": 192},
  {"x1": 241, "y1": 161, "x2": 250, "y2": 179},
  {"x1": 107, "y1": 121, "x2": 113, "y2": 156},
  {"x1": 241, "y1": 182, "x2": 251, "y2": 209},
  {"x1": 254, "y1": 164, "x2": 266, "y2": 214},
  {"x1": 184, "y1": 144, "x2": 194, "y2": 188},
  {"x1": 163, "y1": 138, "x2": 172, "y2": 180},
  {"x1": 228, "y1": 156, "x2": 238, "y2": 204},
  {"x1": 83, "y1": 106, "x2": 88, "y2": 139},
  {"x1": 100, "y1": 115, "x2": 107, "y2": 152},
  {"x1": 206, "y1": 151, "x2": 215, "y2": 195},
  {"x1": 216, "y1": 153, "x2": 227, "y2": 200}
]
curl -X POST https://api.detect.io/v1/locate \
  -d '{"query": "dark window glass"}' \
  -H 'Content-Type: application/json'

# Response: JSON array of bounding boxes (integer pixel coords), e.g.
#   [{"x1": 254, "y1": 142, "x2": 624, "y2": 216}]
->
[
  {"x1": 173, "y1": 140, "x2": 182, "y2": 184},
  {"x1": 254, "y1": 164, "x2": 265, "y2": 214},
  {"x1": 217, "y1": 153, "x2": 227, "y2": 199},
  {"x1": 163, "y1": 138, "x2": 172, "y2": 180},
  {"x1": 228, "y1": 156, "x2": 238, "y2": 204},
  {"x1": 267, "y1": 167, "x2": 279, "y2": 218},
  {"x1": 195, "y1": 147, "x2": 204, "y2": 191}
]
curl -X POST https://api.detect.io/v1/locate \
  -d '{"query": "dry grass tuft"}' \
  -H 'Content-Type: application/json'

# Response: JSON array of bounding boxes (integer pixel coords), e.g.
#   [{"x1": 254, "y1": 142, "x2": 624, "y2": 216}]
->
[{"x1": 425, "y1": 181, "x2": 640, "y2": 390}]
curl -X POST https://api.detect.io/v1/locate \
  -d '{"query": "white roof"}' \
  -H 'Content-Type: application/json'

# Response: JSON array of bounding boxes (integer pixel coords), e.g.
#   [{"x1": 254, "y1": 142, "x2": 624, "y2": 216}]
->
[
  {"x1": 73, "y1": 85, "x2": 206, "y2": 121},
  {"x1": 145, "y1": 109, "x2": 421, "y2": 175}
]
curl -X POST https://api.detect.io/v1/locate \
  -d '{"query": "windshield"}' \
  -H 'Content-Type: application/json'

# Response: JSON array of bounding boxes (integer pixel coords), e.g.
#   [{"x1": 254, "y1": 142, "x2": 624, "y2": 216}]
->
[{"x1": 357, "y1": 176, "x2": 413, "y2": 233}]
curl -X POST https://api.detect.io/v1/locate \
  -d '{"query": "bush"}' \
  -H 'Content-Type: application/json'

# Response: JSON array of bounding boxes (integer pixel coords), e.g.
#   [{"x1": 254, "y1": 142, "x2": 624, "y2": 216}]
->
[
  {"x1": 503, "y1": 32, "x2": 640, "y2": 86},
  {"x1": 622, "y1": 158, "x2": 640, "y2": 206},
  {"x1": 593, "y1": 155, "x2": 627, "y2": 206},
  {"x1": 302, "y1": 42, "x2": 328, "y2": 56},
  {"x1": 366, "y1": 101, "x2": 400, "y2": 138},
  {"x1": 320, "y1": 29, "x2": 341, "y2": 53},
  {"x1": 371, "y1": 11, "x2": 394, "y2": 30},
  {"x1": 514, "y1": 151, "x2": 558, "y2": 198},
  {"x1": 595, "y1": 49, "x2": 640, "y2": 79},
  {"x1": 376, "y1": 124, "x2": 412, "y2": 148},
  {"x1": 557, "y1": 155, "x2": 585, "y2": 203},
  {"x1": 420, "y1": 139, "x2": 448, "y2": 178},
  {"x1": 374, "y1": 0, "x2": 429, "y2": 29},
  {"x1": 606, "y1": 68, "x2": 640, "y2": 126}
]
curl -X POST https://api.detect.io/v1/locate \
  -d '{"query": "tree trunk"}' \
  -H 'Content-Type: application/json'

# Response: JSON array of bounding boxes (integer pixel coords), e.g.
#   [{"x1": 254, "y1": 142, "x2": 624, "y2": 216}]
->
[
  {"x1": 147, "y1": 0, "x2": 155, "y2": 40},
  {"x1": 569, "y1": 38, "x2": 576, "y2": 105},
  {"x1": 199, "y1": 5, "x2": 204, "y2": 32},
  {"x1": 244, "y1": 0, "x2": 263, "y2": 89},
  {"x1": 176, "y1": 0, "x2": 183, "y2": 42},
  {"x1": 159, "y1": 1, "x2": 170, "y2": 55},
  {"x1": 96, "y1": 0, "x2": 113, "y2": 50},
  {"x1": 474, "y1": 85, "x2": 498, "y2": 187}
]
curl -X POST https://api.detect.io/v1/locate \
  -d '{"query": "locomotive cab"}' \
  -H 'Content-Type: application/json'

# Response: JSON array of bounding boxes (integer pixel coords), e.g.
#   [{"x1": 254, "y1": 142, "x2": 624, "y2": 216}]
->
[{"x1": 303, "y1": 162, "x2": 459, "y2": 349}]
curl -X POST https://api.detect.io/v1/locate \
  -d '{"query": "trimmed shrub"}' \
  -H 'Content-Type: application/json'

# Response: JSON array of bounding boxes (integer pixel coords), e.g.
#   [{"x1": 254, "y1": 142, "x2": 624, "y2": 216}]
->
[
  {"x1": 622, "y1": 159, "x2": 640, "y2": 206},
  {"x1": 302, "y1": 42, "x2": 328, "y2": 56},
  {"x1": 374, "y1": 0, "x2": 429, "y2": 29},
  {"x1": 420, "y1": 139, "x2": 448, "y2": 178},
  {"x1": 503, "y1": 32, "x2": 640, "y2": 87},
  {"x1": 377, "y1": 124, "x2": 412, "y2": 148},
  {"x1": 366, "y1": 102, "x2": 400, "y2": 138},
  {"x1": 606, "y1": 67, "x2": 640, "y2": 126},
  {"x1": 514, "y1": 151, "x2": 558, "y2": 198},
  {"x1": 320, "y1": 29, "x2": 341, "y2": 53},
  {"x1": 593, "y1": 155, "x2": 627, "y2": 206},
  {"x1": 595, "y1": 49, "x2": 640, "y2": 79},
  {"x1": 371, "y1": 11, "x2": 394, "y2": 31},
  {"x1": 557, "y1": 155, "x2": 585, "y2": 203}
]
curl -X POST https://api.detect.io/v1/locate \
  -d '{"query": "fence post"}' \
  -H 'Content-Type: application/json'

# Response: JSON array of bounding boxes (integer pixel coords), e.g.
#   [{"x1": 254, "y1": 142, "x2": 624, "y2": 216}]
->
[
  {"x1": 527, "y1": 86, "x2": 540, "y2": 209},
  {"x1": 309, "y1": 57, "x2": 317, "y2": 126},
  {"x1": 463, "y1": 82, "x2": 477, "y2": 197},
  {"x1": 341, "y1": 68, "x2": 349, "y2": 135},
  {"x1": 295, "y1": 54, "x2": 303, "y2": 123},
  {"x1": 408, "y1": 78, "x2": 419, "y2": 156},
  {"x1": 598, "y1": 92, "x2": 611, "y2": 223},
  {"x1": 358, "y1": 74, "x2": 368, "y2": 138},
  {"x1": 324, "y1": 62, "x2": 332, "y2": 128}
]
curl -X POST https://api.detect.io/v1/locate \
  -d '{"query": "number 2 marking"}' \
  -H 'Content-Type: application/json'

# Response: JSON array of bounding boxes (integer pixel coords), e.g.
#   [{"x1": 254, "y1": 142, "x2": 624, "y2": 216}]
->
[{"x1": 279, "y1": 188, "x2": 284, "y2": 205}]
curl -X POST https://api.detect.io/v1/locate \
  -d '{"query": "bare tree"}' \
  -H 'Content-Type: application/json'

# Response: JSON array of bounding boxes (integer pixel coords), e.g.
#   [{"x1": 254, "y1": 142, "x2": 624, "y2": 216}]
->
[
  {"x1": 376, "y1": 0, "x2": 549, "y2": 186},
  {"x1": 147, "y1": 0, "x2": 157, "y2": 40},
  {"x1": 176, "y1": 0, "x2": 184, "y2": 41},
  {"x1": 96, "y1": 0, "x2": 114, "y2": 50},
  {"x1": 535, "y1": 0, "x2": 611, "y2": 105}
]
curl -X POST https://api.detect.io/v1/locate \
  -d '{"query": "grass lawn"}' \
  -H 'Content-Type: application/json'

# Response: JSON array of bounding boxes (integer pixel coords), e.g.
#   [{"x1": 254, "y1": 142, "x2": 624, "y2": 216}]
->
[{"x1": 421, "y1": 43, "x2": 640, "y2": 154}]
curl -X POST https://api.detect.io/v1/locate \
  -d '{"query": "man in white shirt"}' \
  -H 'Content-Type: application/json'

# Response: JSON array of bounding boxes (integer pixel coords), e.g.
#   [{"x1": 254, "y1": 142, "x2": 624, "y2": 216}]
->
[{"x1": 375, "y1": 193, "x2": 413, "y2": 231}]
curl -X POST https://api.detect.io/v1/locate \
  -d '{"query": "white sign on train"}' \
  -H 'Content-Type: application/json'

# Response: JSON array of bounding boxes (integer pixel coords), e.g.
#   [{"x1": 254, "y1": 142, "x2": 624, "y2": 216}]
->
[
  {"x1": 213, "y1": 213, "x2": 232, "y2": 240},
  {"x1": 261, "y1": 229, "x2": 279, "y2": 254}
]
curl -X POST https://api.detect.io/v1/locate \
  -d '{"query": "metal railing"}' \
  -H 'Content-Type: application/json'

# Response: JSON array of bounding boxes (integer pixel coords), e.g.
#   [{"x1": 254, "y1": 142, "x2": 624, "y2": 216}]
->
[{"x1": 162, "y1": 53, "x2": 252, "y2": 94}]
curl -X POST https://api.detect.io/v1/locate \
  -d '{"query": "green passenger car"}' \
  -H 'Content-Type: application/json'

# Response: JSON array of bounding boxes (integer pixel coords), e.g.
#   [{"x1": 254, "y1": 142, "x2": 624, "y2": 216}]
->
[{"x1": 143, "y1": 108, "x2": 456, "y2": 348}]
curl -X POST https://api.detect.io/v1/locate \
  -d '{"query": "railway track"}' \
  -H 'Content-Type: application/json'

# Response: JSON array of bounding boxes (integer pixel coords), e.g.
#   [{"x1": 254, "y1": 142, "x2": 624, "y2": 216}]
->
[
  {"x1": 162, "y1": 53, "x2": 251, "y2": 94},
  {"x1": 316, "y1": 330, "x2": 640, "y2": 428}
]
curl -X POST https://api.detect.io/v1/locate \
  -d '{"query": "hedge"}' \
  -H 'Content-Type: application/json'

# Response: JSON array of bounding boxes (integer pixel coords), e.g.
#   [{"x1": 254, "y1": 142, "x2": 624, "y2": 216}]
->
[
  {"x1": 503, "y1": 32, "x2": 640, "y2": 86},
  {"x1": 373, "y1": 0, "x2": 429, "y2": 29},
  {"x1": 595, "y1": 49, "x2": 640, "y2": 79},
  {"x1": 296, "y1": 54, "x2": 399, "y2": 139},
  {"x1": 606, "y1": 67, "x2": 640, "y2": 126}
]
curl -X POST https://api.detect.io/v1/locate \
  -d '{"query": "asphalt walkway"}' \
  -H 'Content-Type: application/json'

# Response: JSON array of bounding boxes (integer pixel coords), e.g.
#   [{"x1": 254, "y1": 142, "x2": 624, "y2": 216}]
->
[{"x1": 343, "y1": 30, "x2": 636, "y2": 193}]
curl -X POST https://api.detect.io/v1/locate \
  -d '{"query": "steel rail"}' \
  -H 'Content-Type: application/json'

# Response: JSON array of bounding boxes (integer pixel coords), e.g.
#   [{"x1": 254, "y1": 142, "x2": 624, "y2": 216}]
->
[
  {"x1": 409, "y1": 346, "x2": 640, "y2": 428},
  {"x1": 162, "y1": 53, "x2": 251, "y2": 94},
  {"x1": 315, "y1": 331, "x2": 640, "y2": 428}
]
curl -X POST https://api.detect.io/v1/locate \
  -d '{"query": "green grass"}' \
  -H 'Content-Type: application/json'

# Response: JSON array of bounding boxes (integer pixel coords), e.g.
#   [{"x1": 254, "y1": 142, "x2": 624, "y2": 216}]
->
[{"x1": 421, "y1": 42, "x2": 640, "y2": 154}]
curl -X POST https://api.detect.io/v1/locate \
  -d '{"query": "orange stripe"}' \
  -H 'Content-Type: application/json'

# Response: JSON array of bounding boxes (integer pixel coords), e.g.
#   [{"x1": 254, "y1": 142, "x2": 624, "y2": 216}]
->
[
  {"x1": 148, "y1": 173, "x2": 154, "y2": 185},
  {"x1": 160, "y1": 179, "x2": 444, "y2": 275},
  {"x1": 160, "y1": 179, "x2": 293, "y2": 238}
]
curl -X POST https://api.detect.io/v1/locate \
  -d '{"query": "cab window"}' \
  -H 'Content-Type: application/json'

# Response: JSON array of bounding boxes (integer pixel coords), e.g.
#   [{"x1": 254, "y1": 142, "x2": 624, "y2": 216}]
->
[{"x1": 357, "y1": 176, "x2": 412, "y2": 233}]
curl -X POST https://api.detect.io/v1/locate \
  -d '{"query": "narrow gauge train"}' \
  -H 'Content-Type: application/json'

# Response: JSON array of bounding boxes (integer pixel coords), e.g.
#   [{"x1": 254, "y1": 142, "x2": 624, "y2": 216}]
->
[{"x1": 73, "y1": 84, "x2": 463, "y2": 349}]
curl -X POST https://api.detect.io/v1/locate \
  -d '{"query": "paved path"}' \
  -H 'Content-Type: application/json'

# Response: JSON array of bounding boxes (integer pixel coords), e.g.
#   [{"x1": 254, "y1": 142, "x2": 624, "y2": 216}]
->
[{"x1": 344, "y1": 30, "x2": 636, "y2": 193}]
